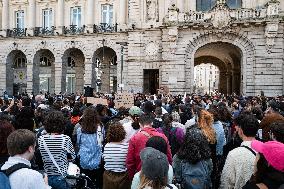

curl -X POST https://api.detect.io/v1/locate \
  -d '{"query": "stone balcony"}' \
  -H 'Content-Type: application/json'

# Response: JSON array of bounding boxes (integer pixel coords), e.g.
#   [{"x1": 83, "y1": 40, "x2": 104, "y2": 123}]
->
[{"x1": 163, "y1": 0, "x2": 281, "y2": 28}]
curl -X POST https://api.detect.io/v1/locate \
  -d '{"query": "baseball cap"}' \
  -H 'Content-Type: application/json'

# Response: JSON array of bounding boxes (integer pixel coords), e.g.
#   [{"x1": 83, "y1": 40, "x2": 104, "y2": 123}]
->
[
  {"x1": 251, "y1": 140, "x2": 284, "y2": 172},
  {"x1": 129, "y1": 106, "x2": 142, "y2": 116},
  {"x1": 140, "y1": 147, "x2": 169, "y2": 181}
]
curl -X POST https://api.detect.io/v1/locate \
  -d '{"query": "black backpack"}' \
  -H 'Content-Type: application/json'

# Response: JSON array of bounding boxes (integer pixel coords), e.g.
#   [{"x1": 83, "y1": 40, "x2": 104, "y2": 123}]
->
[
  {"x1": 162, "y1": 127, "x2": 180, "y2": 156},
  {"x1": 0, "y1": 163, "x2": 31, "y2": 189}
]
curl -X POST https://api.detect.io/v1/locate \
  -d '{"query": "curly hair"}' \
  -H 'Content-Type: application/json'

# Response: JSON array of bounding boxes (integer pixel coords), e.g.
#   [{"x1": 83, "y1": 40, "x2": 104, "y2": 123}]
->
[
  {"x1": 44, "y1": 111, "x2": 66, "y2": 133},
  {"x1": 197, "y1": 110, "x2": 216, "y2": 144},
  {"x1": 81, "y1": 107, "x2": 100, "y2": 134},
  {"x1": 177, "y1": 127, "x2": 211, "y2": 164},
  {"x1": 0, "y1": 120, "x2": 15, "y2": 155},
  {"x1": 260, "y1": 113, "x2": 284, "y2": 141},
  {"x1": 106, "y1": 121, "x2": 126, "y2": 142}
]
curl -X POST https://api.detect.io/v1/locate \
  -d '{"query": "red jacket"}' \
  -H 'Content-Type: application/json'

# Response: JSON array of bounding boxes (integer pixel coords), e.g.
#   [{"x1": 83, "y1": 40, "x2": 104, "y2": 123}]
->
[{"x1": 126, "y1": 127, "x2": 173, "y2": 179}]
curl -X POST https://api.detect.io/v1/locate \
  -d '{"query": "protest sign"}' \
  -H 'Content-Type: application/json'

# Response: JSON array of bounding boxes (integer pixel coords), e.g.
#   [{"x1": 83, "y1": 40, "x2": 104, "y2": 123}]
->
[
  {"x1": 86, "y1": 97, "x2": 108, "y2": 106},
  {"x1": 114, "y1": 93, "x2": 134, "y2": 109}
]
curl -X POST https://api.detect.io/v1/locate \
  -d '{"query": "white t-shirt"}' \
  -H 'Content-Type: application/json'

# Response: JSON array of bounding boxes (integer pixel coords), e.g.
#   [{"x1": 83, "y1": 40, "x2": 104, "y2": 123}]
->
[{"x1": 122, "y1": 122, "x2": 140, "y2": 143}]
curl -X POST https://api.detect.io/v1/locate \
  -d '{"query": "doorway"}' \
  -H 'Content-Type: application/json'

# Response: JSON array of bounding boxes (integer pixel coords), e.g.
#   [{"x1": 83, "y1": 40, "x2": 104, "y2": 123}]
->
[{"x1": 143, "y1": 69, "x2": 159, "y2": 94}]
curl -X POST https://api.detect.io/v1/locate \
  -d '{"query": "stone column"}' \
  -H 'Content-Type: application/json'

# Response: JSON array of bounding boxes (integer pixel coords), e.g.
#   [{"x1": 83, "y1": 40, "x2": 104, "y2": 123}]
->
[
  {"x1": 26, "y1": 58, "x2": 34, "y2": 94},
  {"x1": 2, "y1": 0, "x2": 9, "y2": 31},
  {"x1": 177, "y1": 0, "x2": 184, "y2": 12},
  {"x1": 54, "y1": 56, "x2": 65, "y2": 94},
  {"x1": 28, "y1": 0, "x2": 36, "y2": 35},
  {"x1": 119, "y1": 0, "x2": 127, "y2": 29},
  {"x1": 84, "y1": 58, "x2": 95, "y2": 88},
  {"x1": 86, "y1": 0, "x2": 94, "y2": 28},
  {"x1": 188, "y1": 0, "x2": 196, "y2": 11},
  {"x1": 57, "y1": 0, "x2": 65, "y2": 34},
  {"x1": 0, "y1": 58, "x2": 7, "y2": 96}
]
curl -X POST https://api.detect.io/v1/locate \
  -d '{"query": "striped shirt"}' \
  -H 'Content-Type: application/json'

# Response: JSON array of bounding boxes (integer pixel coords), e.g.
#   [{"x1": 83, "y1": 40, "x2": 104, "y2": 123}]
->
[
  {"x1": 38, "y1": 134, "x2": 76, "y2": 176},
  {"x1": 103, "y1": 143, "x2": 129, "y2": 172}
]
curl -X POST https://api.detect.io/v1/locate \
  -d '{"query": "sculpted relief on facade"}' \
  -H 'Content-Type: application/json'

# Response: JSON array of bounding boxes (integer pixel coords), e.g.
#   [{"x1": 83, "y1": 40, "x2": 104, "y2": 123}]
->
[{"x1": 146, "y1": 0, "x2": 159, "y2": 22}]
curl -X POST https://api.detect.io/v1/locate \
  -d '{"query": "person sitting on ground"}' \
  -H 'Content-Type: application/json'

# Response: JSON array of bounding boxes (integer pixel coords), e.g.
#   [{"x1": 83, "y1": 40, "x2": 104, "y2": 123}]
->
[
  {"x1": 1, "y1": 129, "x2": 50, "y2": 189},
  {"x1": 243, "y1": 140, "x2": 284, "y2": 189},
  {"x1": 137, "y1": 147, "x2": 178, "y2": 189},
  {"x1": 220, "y1": 113, "x2": 260, "y2": 189},
  {"x1": 131, "y1": 136, "x2": 174, "y2": 189}
]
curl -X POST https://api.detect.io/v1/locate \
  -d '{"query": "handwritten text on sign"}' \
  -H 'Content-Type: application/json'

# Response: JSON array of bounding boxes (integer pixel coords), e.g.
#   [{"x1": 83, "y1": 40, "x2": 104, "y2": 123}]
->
[{"x1": 114, "y1": 93, "x2": 134, "y2": 109}]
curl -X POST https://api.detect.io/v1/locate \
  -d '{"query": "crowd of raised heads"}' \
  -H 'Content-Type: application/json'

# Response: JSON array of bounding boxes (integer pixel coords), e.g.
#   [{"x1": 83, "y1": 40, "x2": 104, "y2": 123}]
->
[{"x1": 0, "y1": 91, "x2": 284, "y2": 189}]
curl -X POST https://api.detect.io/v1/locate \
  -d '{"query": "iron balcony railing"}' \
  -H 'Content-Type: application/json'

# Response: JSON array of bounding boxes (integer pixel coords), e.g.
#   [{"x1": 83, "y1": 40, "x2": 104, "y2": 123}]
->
[
  {"x1": 93, "y1": 23, "x2": 118, "y2": 33},
  {"x1": 63, "y1": 25, "x2": 85, "y2": 35},
  {"x1": 6, "y1": 28, "x2": 27, "y2": 37},
  {"x1": 34, "y1": 26, "x2": 55, "y2": 36}
]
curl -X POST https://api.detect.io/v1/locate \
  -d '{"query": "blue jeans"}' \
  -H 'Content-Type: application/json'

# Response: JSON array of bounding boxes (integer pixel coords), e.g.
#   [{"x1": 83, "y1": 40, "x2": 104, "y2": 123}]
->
[{"x1": 48, "y1": 175, "x2": 71, "y2": 189}]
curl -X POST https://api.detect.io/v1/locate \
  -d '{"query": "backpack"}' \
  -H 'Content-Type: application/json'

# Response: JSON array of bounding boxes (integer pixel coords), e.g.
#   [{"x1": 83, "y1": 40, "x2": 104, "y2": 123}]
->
[
  {"x1": 179, "y1": 159, "x2": 212, "y2": 189},
  {"x1": 153, "y1": 119, "x2": 165, "y2": 129},
  {"x1": 162, "y1": 127, "x2": 180, "y2": 156},
  {"x1": 0, "y1": 163, "x2": 31, "y2": 189}
]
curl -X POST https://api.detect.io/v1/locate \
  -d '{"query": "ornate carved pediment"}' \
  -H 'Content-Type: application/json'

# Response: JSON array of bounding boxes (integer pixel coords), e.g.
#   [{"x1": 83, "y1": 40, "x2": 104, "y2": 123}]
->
[
  {"x1": 209, "y1": 1, "x2": 231, "y2": 29},
  {"x1": 10, "y1": 0, "x2": 28, "y2": 5}
]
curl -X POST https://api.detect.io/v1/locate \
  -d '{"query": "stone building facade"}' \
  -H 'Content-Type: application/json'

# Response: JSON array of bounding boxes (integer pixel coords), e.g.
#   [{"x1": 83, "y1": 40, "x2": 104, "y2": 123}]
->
[{"x1": 0, "y1": 0, "x2": 283, "y2": 96}]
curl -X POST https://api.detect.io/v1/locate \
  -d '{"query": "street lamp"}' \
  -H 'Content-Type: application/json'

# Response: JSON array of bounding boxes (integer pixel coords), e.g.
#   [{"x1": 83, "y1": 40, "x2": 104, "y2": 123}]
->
[{"x1": 116, "y1": 42, "x2": 128, "y2": 93}]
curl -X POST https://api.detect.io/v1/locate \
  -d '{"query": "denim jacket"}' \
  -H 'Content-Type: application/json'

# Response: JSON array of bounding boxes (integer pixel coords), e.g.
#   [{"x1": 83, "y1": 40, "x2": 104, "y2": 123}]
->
[{"x1": 173, "y1": 155, "x2": 213, "y2": 189}]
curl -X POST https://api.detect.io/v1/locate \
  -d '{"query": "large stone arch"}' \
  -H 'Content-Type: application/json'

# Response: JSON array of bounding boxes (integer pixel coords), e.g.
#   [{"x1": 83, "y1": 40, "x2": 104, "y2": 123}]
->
[
  {"x1": 185, "y1": 31, "x2": 255, "y2": 95},
  {"x1": 6, "y1": 50, "x2": 27, "y2": 95},
  {"x1": 33, "y1": 49, "x2": 55, "y2": 94}
]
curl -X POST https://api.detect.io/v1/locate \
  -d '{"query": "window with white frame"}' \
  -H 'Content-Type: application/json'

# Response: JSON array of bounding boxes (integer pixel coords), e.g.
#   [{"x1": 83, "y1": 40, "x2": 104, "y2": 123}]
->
[
  {"x1": 196, "y1": 0, "x2": 216, "y2": 11},
  {"x1": 101, "y1": 4, "x2": 113, "y2": 24},
  {"x1": 227, "y1": 0, "x2": 242, "y2": 9},
  {"x1": 43, "y1": 9, "x2": 53, "y2": 28},
  {"x1": 15, "y1": 10, "x2": 25, "y2": 29},
  {"x1": 70, "y1": 7, "x2": 82, "y2": 26}
]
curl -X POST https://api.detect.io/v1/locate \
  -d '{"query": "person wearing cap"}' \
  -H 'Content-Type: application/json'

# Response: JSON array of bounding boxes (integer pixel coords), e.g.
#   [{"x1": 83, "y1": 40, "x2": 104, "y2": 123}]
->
[
  {"x1": 137, "y1": 147, "x2": 177, "y2": 189},
  {"x1": 126, "y1": 114, "x2": 172, "y2": 180},
  {"x1": 243, "y1": 140, "x2": 284, "y2": 189},
  {"x1": 121, "y1": 106, "x2": 143, "y2": 143},
  {"x1": 131, "y1": 136, "x2": 174, "y2": 189},
  {"x1": 220, "y1": 113, "x2": 260, "y2": 189}
]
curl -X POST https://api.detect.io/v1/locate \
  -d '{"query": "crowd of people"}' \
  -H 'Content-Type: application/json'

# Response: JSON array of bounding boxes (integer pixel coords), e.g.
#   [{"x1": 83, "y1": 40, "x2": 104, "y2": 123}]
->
[{"x1": 0, "y1": 92, "x2": 284, "y2": 189}]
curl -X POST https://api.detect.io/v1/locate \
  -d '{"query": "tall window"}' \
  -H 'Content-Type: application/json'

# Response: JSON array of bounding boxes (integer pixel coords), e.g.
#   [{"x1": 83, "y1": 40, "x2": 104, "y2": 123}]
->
[
  {"x1": 101, "y1": 4, "x2": 113, "y2": 24},
  {"x1": 227, "y1": 0, "x2": 242, "y2": 9},
  {"x1": 15, "y1": 11, "x2": 24, "y2": 28},
  {"x1": 40, "y1": 57, "x2": 51, "y2": 67},
  {"x1": 43, "y1": 9, "x2": 53, "y2": 28},
  {"x1": 196, "y1": 0, "x2": 216, "y2": 11},
  {"x1": 71, "y1": 7, "x2": 81, "y2": 26}
]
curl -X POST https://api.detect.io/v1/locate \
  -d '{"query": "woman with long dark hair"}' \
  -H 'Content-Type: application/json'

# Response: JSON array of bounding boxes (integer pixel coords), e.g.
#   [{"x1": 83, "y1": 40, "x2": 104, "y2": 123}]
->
[
  {"x1": 75, "y1": 106, "x2": 104, "y2": 188},
  {"x1": 173, "y1": 126, "x2": 213, "y2": 189}
]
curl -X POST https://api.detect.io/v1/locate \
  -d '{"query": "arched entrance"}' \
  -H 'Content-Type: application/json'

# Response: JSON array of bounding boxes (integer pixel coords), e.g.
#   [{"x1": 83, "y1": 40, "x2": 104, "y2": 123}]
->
[
  {"x1": 33, "y1": 49, "x2": 55, "y2": 94},
  {"x1": 194, "y1": 42, "x2": 242, "y2": 95},
  {"x1": 6, "y1": 50, "x2": 27, "y2": 95},
  {"x1": 62, "y1": 48, "x2": 85, "y2": 94},
  {"x1": 194, "y1": 63, "x2": 220, "y2": 94},
  {"x1": 94, "y1": 47, "x2": 117, "y2": 93}
]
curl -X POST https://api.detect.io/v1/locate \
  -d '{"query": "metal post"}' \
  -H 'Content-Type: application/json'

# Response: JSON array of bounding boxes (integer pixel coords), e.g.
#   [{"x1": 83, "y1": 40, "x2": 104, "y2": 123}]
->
[{"x1": 120, "y1": 46, "x2": 124, "y2": 93}]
